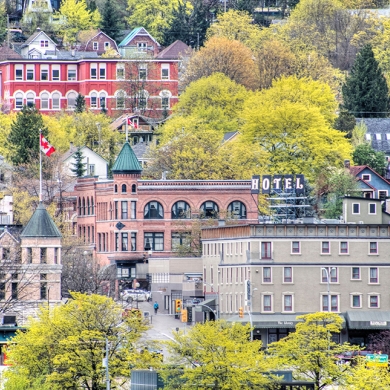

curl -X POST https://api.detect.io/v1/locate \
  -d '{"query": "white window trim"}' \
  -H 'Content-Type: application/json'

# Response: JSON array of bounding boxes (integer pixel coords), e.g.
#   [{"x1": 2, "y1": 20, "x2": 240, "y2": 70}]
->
[
  {"x1": 368, "y1": 203, "x2": 376, "y2": 215},
  {"x1": 283, "y1": 266, "x2": 293, "y2": 284},
  {"x1": 362, "y1": 174, "x2": 371, "y2": 181},
  {"x1": 350, "y1": 293, "x2": 363, "y2": 309},
  {"x1": 262, "y1": 267, "x2": 272, "y2": 284},
  {"x1": 368, "y1": 242, "x2": 378, "y2": 256},
  {"x1": 351, "y1": 267, "x2": 361, "y2": 281},
  {"x1": 291, "y1": 241, "x2": 301, "y2": 255},
  {"x1": 282, "y1": 293, "x2": 294, "y2": 313},
  {"x1": 261, "y1": 293, "x2": 274, "y2": 314},
  {"x1": 368, "y1": 293, "x2": 380, "y2": 309},
  {"x1": 320, "y1": 241, "x2": 331, "y2": 255},
  {"x1": 15, "y1": 65, "x2": 23, "y2": 80},
  {"x1": 368, "y1": 267, "x2": 379, "y2": 285},
  {"x1": 321, "y1": 267, "x2": 338, "y2": 284},
  {"x1": 320, "y1": 293, "x2": 340, "y2": 313},
  {"x1": 93, "y1": 41, "x2": 98, "y2": 50},
  {"x1": 51, "y1": 92, "x2": 61, "y2": 110},
  {"x1": 352, "y1": 203, "x2": 360, "y2": 215},
  {"x1": 339, "y1": 241, "x2": 349, "y2": 255}
]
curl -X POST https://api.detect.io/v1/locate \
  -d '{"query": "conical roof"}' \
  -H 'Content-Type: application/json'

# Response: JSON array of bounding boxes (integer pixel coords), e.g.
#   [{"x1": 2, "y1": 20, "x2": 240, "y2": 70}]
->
[
  {"x1": 20, "y1": 202, "x2": 62, "y2": 238},
  {"x1": 112, "y1": 142, "x2": 142, "y2": 174}
]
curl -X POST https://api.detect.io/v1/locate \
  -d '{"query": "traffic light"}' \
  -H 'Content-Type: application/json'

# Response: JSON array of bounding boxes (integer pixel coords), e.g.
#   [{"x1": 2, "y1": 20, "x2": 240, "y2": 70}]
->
[
  {"x1": 239, "y1": 307, "x2": 244, "y2": 318},
  {"x1": 175, "y1": 299, "x2": 182, "y2": 313},
  {"x1": 181, "y1": 309, "x2": 188, "y2": 323}
]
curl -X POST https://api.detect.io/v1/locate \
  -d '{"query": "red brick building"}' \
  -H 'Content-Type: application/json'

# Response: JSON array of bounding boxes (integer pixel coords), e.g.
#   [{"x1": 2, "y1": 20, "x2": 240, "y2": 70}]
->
[
  {"x1": 72, "y1": 142, "x2": 258, "y2": 288},
  {"x1": 0, "y1": 28, "x2": 189, "y2": 117}
]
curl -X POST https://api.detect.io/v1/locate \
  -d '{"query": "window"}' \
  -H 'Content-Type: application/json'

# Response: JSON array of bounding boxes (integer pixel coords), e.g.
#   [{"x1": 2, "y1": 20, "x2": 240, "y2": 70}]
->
[
  {"x1": 67, "y1": 65, "x2": 77, "y2": 80},
  {"x1": 131, "y1": 232, "x2": 136, "y2": 251},
  {"x1": 40, "y1": 283, "x2": 47, "y2": 300},
  {"x1": 116, "y1": 64, "x2": 125, "y2": 79},
  {"x1": 144, "y1": 201, "x2": 164, "y2": 219},
  {"x1": 121, "y1": 233, "x2": 128, "y2": 251},
  {"x1": 52, "y1": 65, "x2": 60, "y2": 80},
  {"x1": 161, "y1": 64, "x2": 170, "y2": 80},
  {"x1": 263, "y1": 267, "x2": 271, "y2": 283},
  {"x1": 26, "y1": 66, "x2": 34, "y2": 80},
  {"x1": 352, "y1": 267, "x2": 360, "y2": 280},
  {"x1": 104, "y1": 42, "x2": 110, "y2": 49},
  {"x1": 365, "y1": 134, "x2": 371, "y2": 140},
  {"x1": 322, "y1": 295, "x2": 338, "y2": 312},
  {"x1": 52, "y1": 92, "x2": 60, "y2": 109},
  {"x1": 114, "y1": 201, "x2": 118, "y2": 219},
  {"x1": 40, "y1": 40, "x2": 48, "y2": 47},
  {"x1": 352, "y1": 203, "x2": 360, "y2": 214},
  {"x1": 139, "y1": 64, "x2": 147, "y2": 80},
  {"x1": 11, "y1": 282, "x2": 17, "y2": 300},
  {"x1": 138, "y1": 90, "x2": 148, "y2": 109},
  {"x1": 283, "y1": 267, "x2": 292, "y2": 283},
  {"x1": 115, "y1": 233, "x2": 119, "y2": 251},
  {"x1": 131, "y1": 201, "x2": 136, "y2": 219},
  {"x1": 89, "y1": 164, "x2": 95, "y2": 176},
  {"x1": 379, "y1": 190, "x2": 387, "y2": 200},
  {"x1": 121, "y1": 184, "x2": 127, "y2": 193},
  {"x1": 93, "y1": 41, "x2": 98, "y2": 50},
  {"x1": 41, "y1": 92, "x2": 49, "y2": 109},
  {"x1": 292, "y1": 241, "x2": 300, "y2": 254},
  {"x1": 90, "y1": 64, "x2": 97, "y2": 79},
  {"x1": 40, "y1": 66, "x2": 48, "y2": 80},
  {"x1": 369, "y1": 242, "x2": 378, "y2": 254},
  {"x1": 261, "y1": 242, "x2": 272, "y2": 259},
  {"x1": 116, "y1": 90, "x2": 125, "y2": 109},
  {"x1": 99, "y1": 64, "x2": 106, "y2": 79},
  {"x1": 54, "y1": 248, "x2": 58, "y2": 264},
  {"x1": 100, "y1": 93, "x2": 106, "y2": 109},
  {"x1": 171, "y1": 232, "x2": 190, "y2": 250},
  {"x1": 15, "y1": 92, "x2": 23, "y2": 109},
  {"x1": 15, "y1": 65, "x2": 23, "y2": 80},
  {"x1": 121, "y1": 201, "x2": 128, "y2": 219},
  {"x1": 114, "y1": 184, "x2": 118, "y2": 193},
  {"x1": 351, "y1": 295, "x2": 361, "y2": 308},
  {"x1": 369, "y1": 203, "x2": 376, "y2": 214},
  {"x1": 376, "y1": 133, "x2": 382, "y2": 140},
  {"x1": 137, "y1": 42, "x2": 147, "y2": 51},
  {"x1": 160, "y1": 90, "x2": 172, "y2": 110},
  {"x1": 40, "y1": 248, "x2": 47, "y2": 264},
  {"x1": 321, "y1": 241, "x2": 330, "y2": 254},
  {"x1": 322, "y1": 267, "x2": 337, "y2": 283},
  {"x1": 2, "y1": 248, "x2": 9, "y2": 260},
  {"x1": 283, "y1": 295, "x2": 293, "y2": 312},
  {"x1": 200, "y1": 201, "x2": 219, "y2": 218},
  {"x1": 340, "y1": 242, "x2": 348, "y2": 254},
  {"x1": 263, "y1": 295, "x2": 272, "y2": 312},
  {"x1": 0, "y1": 283, "x2": 5, "y2": 300},
  {"x1": 362, "y1": 174, "x2": 371, "y2": 181},
  {"x1": 90, "y1": 92, "x2": 97, "y2": 108},
  {"x1": 369, "y1": 267, "x2": 378, "y2": 283},
  {"x1": 27, "y1": 247, "x2": 32, "y2": 263},
  {"x1": 172, "y1": 201, "x2": 190, "y2": 219},
  {"x1": 144, "y1": 232, "x2": 164, "y2": 251},
  {"x1": 227, "y1": 201, "x2": 247, "y2": 219},
  {"x1": 67, "y1": 92, "x2": 77, "y2": 109},
  {"x1": 131, "y1": 184, "x2": 136, "y2": 193},
  {"x1": 26, "y1": 92, "x2": 35, "y2": 107},
  {"x1": 369, "y1": 295, "x2": 379, "y2": 308}
]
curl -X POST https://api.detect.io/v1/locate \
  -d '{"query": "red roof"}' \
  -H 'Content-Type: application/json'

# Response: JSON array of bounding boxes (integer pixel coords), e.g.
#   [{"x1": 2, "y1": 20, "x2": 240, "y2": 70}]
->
[
  {"x1": 0, "y1": 45, "x2": 22, "y2": 60},
  {"x1": 156, "y1": 40, "x2": 191, "y2": 60}
]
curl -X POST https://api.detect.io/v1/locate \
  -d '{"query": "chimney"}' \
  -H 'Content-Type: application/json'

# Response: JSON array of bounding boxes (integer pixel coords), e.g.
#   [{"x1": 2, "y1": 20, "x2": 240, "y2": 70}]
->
[
  {"x1": 71, "y1": 50, "x2": 75, "y2": 57},
  {"x1": 36, "y1": 27, "x2": 41, "y2": 32},
  {"x1": 344, "y1": 159, "x2": 350, "y2": 169}
]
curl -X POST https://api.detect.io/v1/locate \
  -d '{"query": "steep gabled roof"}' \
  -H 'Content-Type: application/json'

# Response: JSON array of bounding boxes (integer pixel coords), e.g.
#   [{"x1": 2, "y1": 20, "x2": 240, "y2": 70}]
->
[
  {"x1": 85, "y1": 31, "x2": 119, "y2": 52},
  {"x1": 118, "y1": 27, "x2": 160, "y2": 47},
  {"x1": 111, "y1": 142, "x2": 142, "y2": 174},
  {"x1": 23, "y1": 30, "x2": 56, "y2": 47},
  {"x1": 20, "y1": 202, "x2": 62, "y2": 238},
  {"x1": 0, "y1": 45, "x2": 23, "y2": 60},
  {"x1": 156, "y1": 40, "x2": 191, "y2": 59}
]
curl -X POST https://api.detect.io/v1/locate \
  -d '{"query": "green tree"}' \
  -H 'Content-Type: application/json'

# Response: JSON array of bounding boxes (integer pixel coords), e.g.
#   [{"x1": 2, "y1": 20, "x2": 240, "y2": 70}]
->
[
  {"x1": 6, "y1": 106, "x2": 49, "y2": 166},
  {"x1": 57, "y1": 0, "x2": 101, "y2": 47},
  {"x1": 4, "y1": 293, "x2": 154, "y2": 389},
  {"x1": 333, "y1": 110, "x2": 356, "y2": 138},
  {"x1": 74, "y1": 93, "x2": 86, "y2": 113},
  {"x1": 342, "y1": 45, "x2": 389, "y2": 118},
  {"x1": 352, "y1": 143, "x2": 386, "y2": 176},
  {"x1": 0, "y1": 0, "x2": 7, "y2": 44},
  {"x1": 101, "y1": 0, "x2": 122, "y2": 42},
  {"x1": 163, "y1": 320, "x2": 275, "y2": 389},
  {"x1": 70, "y1": 148, "x2": 86, "y2": 177},
  {"x1": 268, "y1": 312, "x2": 358, "y2": 389}
]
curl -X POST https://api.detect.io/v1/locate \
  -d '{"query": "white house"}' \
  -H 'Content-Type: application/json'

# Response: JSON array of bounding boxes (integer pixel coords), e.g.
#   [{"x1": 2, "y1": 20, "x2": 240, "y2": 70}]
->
[
  {"x1": 62, "y1": 145, "x2": 108, "y2": 180},
  {"x1": 20, "y1": 29, "x2": 57, "y2": 59}
]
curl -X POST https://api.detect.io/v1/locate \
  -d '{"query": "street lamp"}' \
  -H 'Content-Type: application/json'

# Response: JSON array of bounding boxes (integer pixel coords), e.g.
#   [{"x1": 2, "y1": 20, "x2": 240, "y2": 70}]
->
[
  {"x1": 321, "y1": 267, "x2": 336, "y2": 312},
  {"x1": 203, "y1": 281, "x2": 219, "y2": 320}
]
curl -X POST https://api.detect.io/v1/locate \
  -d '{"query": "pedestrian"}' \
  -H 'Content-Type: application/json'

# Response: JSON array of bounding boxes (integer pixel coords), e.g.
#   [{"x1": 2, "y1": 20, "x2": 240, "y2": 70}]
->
[{"x1": 154, "y1": 301, "x2": 159, "y2": 314}]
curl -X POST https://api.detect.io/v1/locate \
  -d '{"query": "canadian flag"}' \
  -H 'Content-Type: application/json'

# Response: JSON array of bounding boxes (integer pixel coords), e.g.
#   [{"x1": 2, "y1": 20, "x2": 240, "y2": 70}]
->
[
  {"x1": 127, "y1": 117, "x2": 138, "y2": 129},
  {"x1": 40, "y1": 133, "x2": 56, "y2": 156}
]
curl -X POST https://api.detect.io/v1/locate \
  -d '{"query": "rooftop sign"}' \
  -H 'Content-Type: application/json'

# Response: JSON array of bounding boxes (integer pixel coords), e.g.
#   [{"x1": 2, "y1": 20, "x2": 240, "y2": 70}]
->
[{"x1": 251, "y1": 175, "x2": 305, "y2": 195}]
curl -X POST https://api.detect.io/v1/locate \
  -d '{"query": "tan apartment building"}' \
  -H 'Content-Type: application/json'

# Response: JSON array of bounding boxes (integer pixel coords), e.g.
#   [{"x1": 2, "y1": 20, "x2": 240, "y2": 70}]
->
[{"x1": 202, "y1": 197, "x2": 390, "y2": 347}]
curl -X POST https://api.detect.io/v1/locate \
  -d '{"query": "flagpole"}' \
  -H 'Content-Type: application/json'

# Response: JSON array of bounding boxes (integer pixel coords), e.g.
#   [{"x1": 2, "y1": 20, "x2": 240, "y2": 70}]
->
[
  {"x1": 125, "y1": 115, "x2": 129, "y2": 142},
  {"x1": 39, "y1": 129, "x2": 42, "y2": 202}
]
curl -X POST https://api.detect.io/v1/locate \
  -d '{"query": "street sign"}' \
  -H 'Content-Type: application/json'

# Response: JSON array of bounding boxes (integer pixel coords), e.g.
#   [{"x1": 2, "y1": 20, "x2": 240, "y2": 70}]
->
[{"x1": 244, "y1": 279, "x2": 251, "y2": 303}]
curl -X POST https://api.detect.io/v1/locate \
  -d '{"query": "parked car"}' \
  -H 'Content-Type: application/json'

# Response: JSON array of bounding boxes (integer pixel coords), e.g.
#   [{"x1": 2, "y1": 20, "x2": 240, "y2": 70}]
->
[{"x1": 121, "y1": 289, "x2": 148, "y2": 303}]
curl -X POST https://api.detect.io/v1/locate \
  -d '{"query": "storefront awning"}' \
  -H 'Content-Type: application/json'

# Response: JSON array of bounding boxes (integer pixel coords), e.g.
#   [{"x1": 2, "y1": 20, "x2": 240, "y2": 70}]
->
[{"x1": 346, "y1": 311, "x2": 390, "y2": 330}]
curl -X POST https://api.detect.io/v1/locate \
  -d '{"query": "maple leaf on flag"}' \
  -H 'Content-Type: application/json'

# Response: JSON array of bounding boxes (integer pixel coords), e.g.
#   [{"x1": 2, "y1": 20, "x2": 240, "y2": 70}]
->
[{"x1": 40, "y1": 134, "x2": 56, "y2": 156}]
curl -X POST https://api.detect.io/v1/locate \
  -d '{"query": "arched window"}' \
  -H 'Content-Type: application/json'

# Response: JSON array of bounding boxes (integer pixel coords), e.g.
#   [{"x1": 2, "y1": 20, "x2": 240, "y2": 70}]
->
[
  {"x1": 87, "y1": 197, "x2": 90, "y2": 215},
  {"x1": 40, "y1": 92, "x2": 49, "y2": 109},
  {"x1": 114, "y1": 184, "x2": 118, "y2": 193},
  {"x1": 15, "y1": 92, "x2": 23, "y2": 109},
  {"x1": 131, "y1": 184, "x2": 136, "y2": 193},
  {"x1": 121, "y1": 184, "x2": 127, "y2": 193},
  {"x1": 90, "y1": 92, "x2": 97, "y2": 108},
  {"x1": 172, "y1": 201, "x2": 190, "y2": 219},
  {"x1": 144, "y1": 201, "x2": 164, "y2": 219},
  {"x1": 67, "y1": 92, "x2": 77, "y2": 109},
  {"x1": 116, "y1": 90, "x2": 125, "y2": 109},
  {"x1": 109, "y1": 202, "x2": 113, "y2": 219},
  {"x1": 52, "y1": 92, "x2": 61, "y2": 109},
  {"x1": 91, "y1": 197, "x2": 94, "y2": 214},
  {"x1": 159, "y1": 90, "x2": 172, "y2": 110},
  {"x1": 26, "y1": 92, "x2": 35, "y2": 107},
  {"x1": 228, "y1": 201, "x2": 247, "y2": 219},
  {"x1": 200, "y1": 201, "x2": 219, "y2": 218},
  {"x1": 99, "y1": 92, "x2": 107, "y2": 109},
  {"x1": 82, "y1": 197, "x2": 86, "y2": 215},
  {"x1": 138, "y1": 90, "x2": 149, "y2": 110},
  {"x1": 78, "y1": 197, "x2": 81, "y2": 216}
]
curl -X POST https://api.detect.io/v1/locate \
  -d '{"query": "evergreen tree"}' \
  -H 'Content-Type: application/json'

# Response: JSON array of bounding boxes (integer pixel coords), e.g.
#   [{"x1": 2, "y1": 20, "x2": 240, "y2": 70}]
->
[
  {"x1": 74, "y1": 94, "x2": 86, "y2": 113},
  {"x1": 352, "y1": 143, "x2": 387, "y2": 176},
  {"x1": 7, "y1": 105, "x2": 48, "y2": 166},
  {"x1": 342, "y1": 45, "x2": 390, "y2": 118},
  {"x1": 71, "y1": 148, "x2": 86, "y2": 177},
  {"x1": 0, "y1": 1, "x2": 7, "y2": 44},
  {"x1": 101, "y1": 0, "x2": 122, "y2": 42},
  {"x1": 333, "y1": 110, "x2": 356, "y2": 138}
]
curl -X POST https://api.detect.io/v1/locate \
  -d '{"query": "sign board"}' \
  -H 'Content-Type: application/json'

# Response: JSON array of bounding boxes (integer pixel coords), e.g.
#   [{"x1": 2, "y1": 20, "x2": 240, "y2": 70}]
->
[
  {"x1": 251, "y1": 175, "x2": 305, "y2": 195},
  {"x1": 366, "y1": 354, "x2": 388, "y2": 367},
  {"x1": 244, "y1": 279, "x2": 251, "y2": 303},
  {"x1": 370, "y1": 321, "x2": 387, "y2": 326}
]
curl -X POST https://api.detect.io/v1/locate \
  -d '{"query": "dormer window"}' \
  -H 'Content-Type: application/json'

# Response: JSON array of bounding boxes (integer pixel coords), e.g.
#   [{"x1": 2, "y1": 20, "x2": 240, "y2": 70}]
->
[
  {"x1": 137, "y1": 42, "x2": 147, "y2": 51},
  {"x1": 40, "y1": 40, "x2": 48, "y2": 47},
  {"x1": 362, "y1": 174, "x2": 370, "y2": 181},
  {"x1": 104, "y1": 42, "x2": 110, "y2": 49},
  {"x1": 93, "y1": 42, "x2": 98, "y2": 50}
]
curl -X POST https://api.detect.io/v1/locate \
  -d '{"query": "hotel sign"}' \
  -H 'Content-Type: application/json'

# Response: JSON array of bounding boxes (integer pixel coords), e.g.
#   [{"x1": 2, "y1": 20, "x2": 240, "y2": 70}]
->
[{"x1": 251, "y1": 175, "x2": 305, "y2": 195}]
